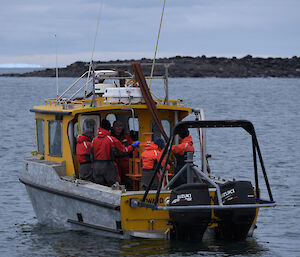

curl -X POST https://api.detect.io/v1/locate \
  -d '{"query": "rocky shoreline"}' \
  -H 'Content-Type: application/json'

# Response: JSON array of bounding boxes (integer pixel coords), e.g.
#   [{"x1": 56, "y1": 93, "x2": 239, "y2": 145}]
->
[{"x1": 2, "y1": 55, "x2": 300, "y2": 78}]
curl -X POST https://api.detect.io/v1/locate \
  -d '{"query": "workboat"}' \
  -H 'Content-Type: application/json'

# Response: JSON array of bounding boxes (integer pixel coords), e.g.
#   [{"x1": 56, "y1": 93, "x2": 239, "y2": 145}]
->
[{"x1": 20, "y1": 62, "x2": 275, "y2": 241}]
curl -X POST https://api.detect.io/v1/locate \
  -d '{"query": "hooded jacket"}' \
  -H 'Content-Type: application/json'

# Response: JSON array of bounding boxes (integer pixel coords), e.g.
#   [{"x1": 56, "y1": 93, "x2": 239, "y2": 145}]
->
[
  {"x1": 92, "y1": 128, "x2": 133, "y2": 162},
  {"x1": 91, "y1": 128, "x2": 135, "y2": 185},
  {"x1": 111, "y1": 130, "x2": 134, "y2": 146},
  {"x1": 141, "y1": 142, "x2": 169, "y2": 170},
  {"x1": 172, "y1": 136, "x2": 194, "y2": 156},
  {"x1": 172, "y1": 135, "x2": 195, "y2": 174},
  {"x1": 112, "y1": 132, "x2": 134, "y2": 176},
  {"x1": 76, "y1": 134, "x2": 93, "y2": 163}
]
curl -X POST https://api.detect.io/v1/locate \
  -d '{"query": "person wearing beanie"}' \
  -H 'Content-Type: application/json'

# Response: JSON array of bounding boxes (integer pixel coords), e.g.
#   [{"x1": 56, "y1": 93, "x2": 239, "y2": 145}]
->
[
  {"x1": 111, "y1": 120, "x2": 134, "y2": 146},
  {"x1": 76, "y1": 129, "x2": 94, "y2": 181},
  {"x1": 101, "y1": 119, "x2": 111, "y2": 132},
  {"x1": 91, "y1": 119, "x2": 139, "y2": 187},
  {"x1": 154, "y1": 137, "x2": 165, "y2": 151},
  {"x1": 141, "y1": 138, "x2": 169, "y2": 190},
  {"x1": 172, "y1": 128, "x2": 194, "y2": 188}
]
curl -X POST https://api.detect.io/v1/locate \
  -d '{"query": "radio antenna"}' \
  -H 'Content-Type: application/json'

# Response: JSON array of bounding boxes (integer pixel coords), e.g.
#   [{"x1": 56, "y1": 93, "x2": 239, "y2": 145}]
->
[
  {"x1": 55, "y1": 34, "x2": 59, "y2": 99},
  {"x1": 85, "y1": 0, "x2": 104, "y2": 98}
]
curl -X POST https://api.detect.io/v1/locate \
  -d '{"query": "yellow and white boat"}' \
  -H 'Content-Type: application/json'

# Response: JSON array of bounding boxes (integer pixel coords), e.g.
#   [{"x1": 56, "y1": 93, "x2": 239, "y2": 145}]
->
[{"x1": 20, "y1": 62, "x2": 275, "y2": 240}]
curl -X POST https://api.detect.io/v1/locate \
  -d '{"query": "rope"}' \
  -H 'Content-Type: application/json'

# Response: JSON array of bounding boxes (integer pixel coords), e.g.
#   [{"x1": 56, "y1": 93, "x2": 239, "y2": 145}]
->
[{"x1": 149, "y1": 0, "x2": 166, "y2": 89}]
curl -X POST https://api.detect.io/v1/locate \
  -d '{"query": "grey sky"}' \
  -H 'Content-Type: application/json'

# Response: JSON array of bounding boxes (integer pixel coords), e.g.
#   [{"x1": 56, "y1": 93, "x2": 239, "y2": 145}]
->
[{"x1": 0, "y1": 0, "x2": 299, "y2": 67}]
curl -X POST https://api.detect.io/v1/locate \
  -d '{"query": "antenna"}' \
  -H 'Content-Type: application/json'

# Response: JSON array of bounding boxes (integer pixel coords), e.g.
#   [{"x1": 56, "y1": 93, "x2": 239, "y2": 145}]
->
[
  {"x1": 85, "y1": 0, "x2": 104, "y2": 98},
  {"x1": 149, "y1": 0, "x2": 166, "y2": 89},
  {"x1": 55, "y1": 34, "x2": 59, "y2": 99}
]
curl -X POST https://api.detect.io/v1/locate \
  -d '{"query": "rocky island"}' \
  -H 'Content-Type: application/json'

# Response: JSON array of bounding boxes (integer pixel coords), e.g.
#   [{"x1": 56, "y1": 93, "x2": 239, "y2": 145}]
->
[{"x1": 2, "y1": 55, "x2": 300, "y2": 78}]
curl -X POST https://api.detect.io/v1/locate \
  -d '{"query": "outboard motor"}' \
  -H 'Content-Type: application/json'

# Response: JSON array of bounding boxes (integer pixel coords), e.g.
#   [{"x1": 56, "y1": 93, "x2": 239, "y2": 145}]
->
[
  {"x1": 214, "y1": 181, "x2": 256, "y2": 240},
  {"x1": 169, "y1": 183, "x2": 211, "y2": 241}
]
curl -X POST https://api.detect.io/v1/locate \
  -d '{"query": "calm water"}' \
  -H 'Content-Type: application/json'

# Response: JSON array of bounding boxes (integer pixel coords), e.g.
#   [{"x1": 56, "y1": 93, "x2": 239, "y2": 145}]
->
[{"x1": 0, "y1": 75, "x2": 299, "y2": 256}]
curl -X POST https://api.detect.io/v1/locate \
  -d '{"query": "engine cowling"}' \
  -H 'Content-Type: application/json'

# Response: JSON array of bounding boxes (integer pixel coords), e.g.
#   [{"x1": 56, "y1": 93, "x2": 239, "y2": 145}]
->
[{"x1": 169, "y1": 183, "x2": 211, "y2": 241}]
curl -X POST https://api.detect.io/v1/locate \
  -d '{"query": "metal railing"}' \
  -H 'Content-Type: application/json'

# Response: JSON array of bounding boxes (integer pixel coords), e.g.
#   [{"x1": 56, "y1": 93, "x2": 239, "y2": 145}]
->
[
  {"x1": 52, "y1": 62, "x2": 175, "y2": 106},
  {"x1": 57, "y1": 71, "x2": 90, "y2": 100}
]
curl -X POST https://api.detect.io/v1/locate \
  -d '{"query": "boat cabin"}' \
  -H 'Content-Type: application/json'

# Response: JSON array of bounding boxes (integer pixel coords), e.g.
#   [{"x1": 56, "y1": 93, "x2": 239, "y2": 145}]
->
[{"x1": 31, "y1": 63, "x2": 193, "y2": 187}]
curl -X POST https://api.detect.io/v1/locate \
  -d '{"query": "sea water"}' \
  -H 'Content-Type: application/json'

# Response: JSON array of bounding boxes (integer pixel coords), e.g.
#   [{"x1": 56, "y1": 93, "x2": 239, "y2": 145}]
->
[{"x1": 0, "y1": 73, "x2": 299, "y2": 256}]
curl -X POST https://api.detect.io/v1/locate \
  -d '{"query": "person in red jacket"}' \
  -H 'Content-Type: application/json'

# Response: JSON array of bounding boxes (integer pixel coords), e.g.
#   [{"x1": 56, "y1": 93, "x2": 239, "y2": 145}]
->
[
  {"x1": 141, "y1": 138, "x2": 169, "y2": 190},
  {"x1": 111, "y1": 120, "x2": 134, "y2": 189},
  {"x1": 76, "y1": 129, "x2": 94, "y2": 181},
  {"x1": 172, "y1": 128, "x2": 195, "y2": 188},
  {"x1": 91, "y1": 120, "x2": 139, "y2": 187}
]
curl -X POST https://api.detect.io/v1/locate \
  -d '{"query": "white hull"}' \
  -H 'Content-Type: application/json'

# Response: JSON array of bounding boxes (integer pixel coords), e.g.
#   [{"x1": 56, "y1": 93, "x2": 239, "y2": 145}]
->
[
  {"x1": 20, "y1": 157, "x2": 127, "y2": 238},
  {"x1": 20, "y1": 157, "x2": 260, "y2": 241}
]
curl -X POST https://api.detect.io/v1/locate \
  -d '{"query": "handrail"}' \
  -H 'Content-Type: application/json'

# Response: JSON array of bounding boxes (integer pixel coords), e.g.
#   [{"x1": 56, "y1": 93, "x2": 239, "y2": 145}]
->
[
  {"x1": 57, "y1": 71, "x2": 89, "y2": 100},
  {"x1": 56, "y1": 62, "x2": 173, "y2": 103},
  {"x1": 155, "y1": 202, "x2": 276, "y2": 211},
  {"x1": 67, "y1": 77, "x2": 93, "y2": 101},
  {"x1": 143, "y1": 120, "x2": 275, "y2": 208},
  {"x1": 94, "y1": 62, "x2": 174, "y2": 102},
  {"x1": 94, "y1": 76, "x2": 164, "y2": 80}
]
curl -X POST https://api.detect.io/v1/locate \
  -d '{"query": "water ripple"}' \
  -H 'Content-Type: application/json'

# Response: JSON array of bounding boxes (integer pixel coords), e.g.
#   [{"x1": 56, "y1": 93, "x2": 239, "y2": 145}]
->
[{"x1": 0, "y1": 77, "x2": 299, "y2": 256}]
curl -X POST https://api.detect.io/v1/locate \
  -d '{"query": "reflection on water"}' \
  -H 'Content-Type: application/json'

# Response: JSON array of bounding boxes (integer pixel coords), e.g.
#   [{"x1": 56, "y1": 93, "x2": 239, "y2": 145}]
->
[{"x1": 14, "y1": 222, "x2": 269, "y2": 257}]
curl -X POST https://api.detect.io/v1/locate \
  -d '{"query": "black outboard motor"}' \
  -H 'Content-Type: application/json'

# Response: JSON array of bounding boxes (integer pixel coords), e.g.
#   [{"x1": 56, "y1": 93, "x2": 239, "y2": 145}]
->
[
  {"x1": 169, "y1": 183, "x2": 211, "y2": 241},
  {"x1": 214, "y1": 181, "x2": 256, "y2": 240}
]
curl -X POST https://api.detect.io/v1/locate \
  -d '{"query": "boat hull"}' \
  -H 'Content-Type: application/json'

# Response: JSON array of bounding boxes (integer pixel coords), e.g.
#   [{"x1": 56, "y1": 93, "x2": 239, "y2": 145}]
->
[
  {"x1": 23, "y1": 181, "x2": 125, "y2": 238},
  {"x1": 21, "y1": 157, "x2": 259, "y2": 241},
  {"x1": 21, "y1": 157, "x2": 126, "y2": 238}
]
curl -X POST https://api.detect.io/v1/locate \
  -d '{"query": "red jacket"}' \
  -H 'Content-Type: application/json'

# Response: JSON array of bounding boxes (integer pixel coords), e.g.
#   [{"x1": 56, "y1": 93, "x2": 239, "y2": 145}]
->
[
  {"x1": 92, "y1": 128, "x2": 133, "y2": 161},
  {"x1": 141, "y1": 142, "x2": 169, "y2": 170},
  {"x1": 114, "y1": 133, "x2": 134, "y2": 176},
  {"x1": 172, "y1": 136, "x2": 195, "y2": 156},
  {"x1": 76, "y1": 134, "x2": 92, "y2": 163},
  {"x1": 172, "y1": 136, "x2": 194, "y2": 174},
  {"x1": 112, "y1": 132, "x2": 134, "y2": 147}
]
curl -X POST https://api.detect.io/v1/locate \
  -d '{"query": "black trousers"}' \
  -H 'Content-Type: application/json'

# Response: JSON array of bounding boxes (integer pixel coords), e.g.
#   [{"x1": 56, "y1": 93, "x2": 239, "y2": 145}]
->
[
  {"x1": 93, "y1": 161, "x2": 119, "y2": 187},
  {"x1": 79, "y1": 163, "x2": 93, "y2": 182},
  {"x1": 141, "y1": 169, "x2": 159, "y2": 190},
  {"x1": 120, "y1": 174, "x2": 133, "y2": 191}
]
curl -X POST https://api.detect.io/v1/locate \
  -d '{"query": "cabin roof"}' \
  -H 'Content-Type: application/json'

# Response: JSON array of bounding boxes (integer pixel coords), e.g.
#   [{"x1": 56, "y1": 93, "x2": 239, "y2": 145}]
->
[{"x1": 30, "y1": 102, "x2": 192, "y2": 116}]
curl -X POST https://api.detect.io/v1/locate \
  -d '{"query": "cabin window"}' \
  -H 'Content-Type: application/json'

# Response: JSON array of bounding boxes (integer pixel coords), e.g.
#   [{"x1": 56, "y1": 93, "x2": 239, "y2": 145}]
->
[
  {"x1": 36, "y1": 119, "x2": 44, "y2": 154},
  {"x1": 49, "y1": 120, "x2": 62, "y2": 157},
  {"x1": 106, "y1": 114, "x2": 116, "y2": 125},
  {"x1": 128, "y1": 116, "x2": 139, "y2": 141},
  {"x1": 151, "y1": 119, "x2": 171, "y2": 140},
  {"x1": 82, "y1": 119, "x2": 96, "y2": 134},
  {"x1": 80, "y1": 115, "x2": 100, "y2": 138},
  {"x1": 128, "y1": 117, "x2": 139, "y2": 132}
]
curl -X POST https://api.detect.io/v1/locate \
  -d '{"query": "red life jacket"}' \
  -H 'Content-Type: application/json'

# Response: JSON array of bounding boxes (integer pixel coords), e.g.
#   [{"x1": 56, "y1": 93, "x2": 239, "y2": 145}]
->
[
  {"x1": 76, "y1": 134, "x2": 92, "y2": 163},
  {"x1": 112, "y1": 132, "x2": 134, "y2": 146},
  {"x1": 114, "y1": 133, "x2": 134, "y2": 176},
  {"x1": 172, "y1": 136, "x2": 195, "y2": 173},
  {"x1": 141, "y1": 142, "x2": 169, "y2": 170},
  {"x1": 92, "y1": 128, "x2": 115, "y2": 161},
  {"x1": 92, "y1": 128, "x2": 134, "y2": 177}
]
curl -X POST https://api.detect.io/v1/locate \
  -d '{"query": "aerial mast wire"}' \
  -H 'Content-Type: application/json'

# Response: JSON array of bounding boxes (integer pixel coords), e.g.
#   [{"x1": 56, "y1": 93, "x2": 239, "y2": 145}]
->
[
  {"x1": 85, "y1": 0, "x2": 104, "y2": 98},
  {"x1": 149, "y1": 0, "x2": 166, "y2": 89},
  {"x1": 55, "y1": 34, "x2": 59, "y2": 99}
]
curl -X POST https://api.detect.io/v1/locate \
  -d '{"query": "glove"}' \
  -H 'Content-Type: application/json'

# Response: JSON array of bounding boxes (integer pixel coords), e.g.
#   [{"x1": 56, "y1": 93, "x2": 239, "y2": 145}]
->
[{"x1": 131, "y1": 141, "x2": 140, "y2": 149}]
